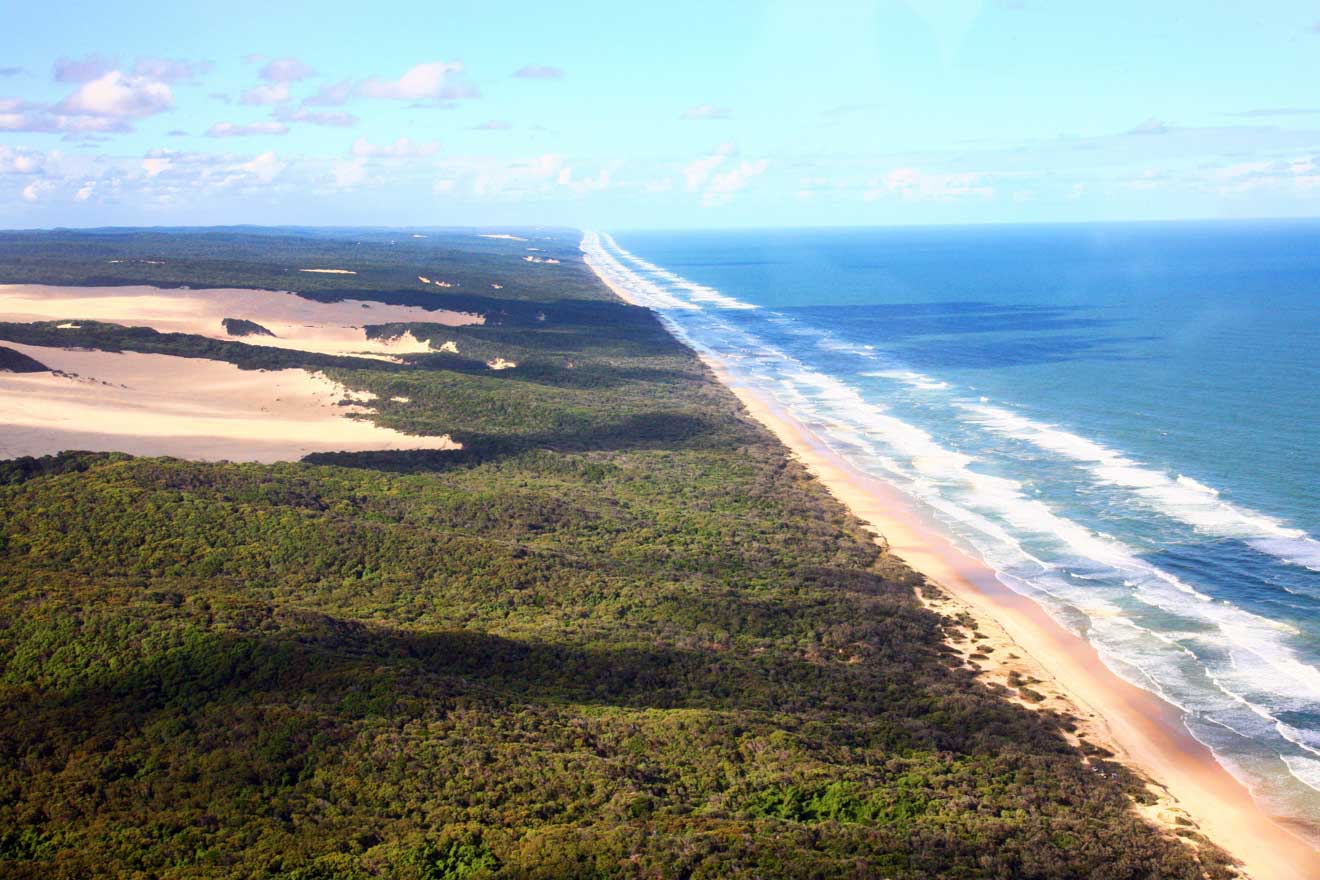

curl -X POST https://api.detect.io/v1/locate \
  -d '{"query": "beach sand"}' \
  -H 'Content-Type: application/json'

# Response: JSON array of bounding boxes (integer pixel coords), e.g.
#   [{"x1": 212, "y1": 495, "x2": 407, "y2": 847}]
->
[
  {"x1": 0, "y1": 341, "x2": 460, "y2": 463},
  {"x1": 0, "y1": 283, "x2": 483, "y2": 362},
  {"x1": 723, "y1": 371, "x2": 1320, "y2": 880},
  {"x1": 584, "y1": 250, "x2": 1320, "y2": 880}
]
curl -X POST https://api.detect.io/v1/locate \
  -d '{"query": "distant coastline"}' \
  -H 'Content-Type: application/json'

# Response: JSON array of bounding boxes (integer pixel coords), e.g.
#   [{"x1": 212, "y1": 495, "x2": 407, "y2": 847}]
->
[{"x1": 584, "y1": 231, "x2": 1320, "y2": 880}]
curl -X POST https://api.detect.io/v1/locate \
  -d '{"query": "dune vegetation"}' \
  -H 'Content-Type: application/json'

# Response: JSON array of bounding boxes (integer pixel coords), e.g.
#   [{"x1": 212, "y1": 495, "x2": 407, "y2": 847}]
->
[{"x1": 0, "y1": 228, "x2": 1234, "y2": 879}]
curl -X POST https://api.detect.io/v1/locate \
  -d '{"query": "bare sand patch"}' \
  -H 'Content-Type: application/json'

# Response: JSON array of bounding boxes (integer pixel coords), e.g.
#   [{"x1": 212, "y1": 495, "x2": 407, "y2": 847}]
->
[
  {"x1": 0, "y1": 341, "x2": 459, "y2": 463},
  {"x1": 722, "y1": 372, "x2": 1320, "y2": 880},
  {"x1": 587, "y1": 250, "x2": 1318, "y2": 879},
  {"x1": 0, "y1": 284, "x2": 483, "y2": 362},
  {"x1": 299, "y1": 268, "x2": 357, "y2": 274}
]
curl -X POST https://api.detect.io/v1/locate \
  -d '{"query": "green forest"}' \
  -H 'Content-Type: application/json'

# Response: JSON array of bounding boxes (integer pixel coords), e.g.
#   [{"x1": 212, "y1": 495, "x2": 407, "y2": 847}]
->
[{"x1": 0, "y1": 228, "x2": 1235, "y2": 878}]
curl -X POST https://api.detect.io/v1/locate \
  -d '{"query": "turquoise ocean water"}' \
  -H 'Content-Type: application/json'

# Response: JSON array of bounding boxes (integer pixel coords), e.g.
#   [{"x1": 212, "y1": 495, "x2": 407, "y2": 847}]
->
[{"x1": 583, "y1": 221, "x2": 1320, "y2": 836}]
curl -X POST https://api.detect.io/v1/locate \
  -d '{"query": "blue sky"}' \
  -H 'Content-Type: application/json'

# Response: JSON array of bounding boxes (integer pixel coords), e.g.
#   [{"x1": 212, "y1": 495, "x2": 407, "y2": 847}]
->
[{"x1": 2, "y1": 0, "x2": 1319, "y2": 228}]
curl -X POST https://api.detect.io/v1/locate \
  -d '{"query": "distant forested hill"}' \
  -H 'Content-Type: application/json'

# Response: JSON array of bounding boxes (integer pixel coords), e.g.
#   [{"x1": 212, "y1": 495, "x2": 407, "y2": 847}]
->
[{"x1": 0, "y1": 229, "x2": 1233, "y2": 879}]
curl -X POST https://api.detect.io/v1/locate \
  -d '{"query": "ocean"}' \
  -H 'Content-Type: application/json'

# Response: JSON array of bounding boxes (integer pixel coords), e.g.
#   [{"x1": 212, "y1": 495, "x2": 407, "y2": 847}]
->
[{"x1": 583, "y1": 221, "x2": 1320, "y2": 836}]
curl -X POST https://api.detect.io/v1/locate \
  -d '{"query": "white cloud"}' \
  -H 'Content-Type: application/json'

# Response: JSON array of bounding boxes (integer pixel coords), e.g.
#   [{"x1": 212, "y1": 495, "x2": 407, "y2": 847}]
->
[
  {"x1": 53, "y1": 55, "x2": 116, "y2": 83},
  {"x1": 207, "y1": 121, "x2": 289, "y2": 137},
  {"x1": 684, "y1": 142, "x2": 736, "y2": 191},
  {"x1": 332, "y1": 158, "x2": 368, "y2": 188},
  {"x1": 355, "y1": 62, "x2": 475, "y2": 102},
  {"x1": 74, "y1": 180, "x2": 96, "y2": 201},
  {"x1": 20, "y1": 178, "x2": 53, "y2": 201},
  {"x1": 1210, "y1": 155, "x2": 1320, "y2": 195},
  {"x1": 681, "y1": 143, "x2": 768, "y2": 206},
  {"x1": 260, "y1": 57, "x2": 316, "y2": 83},
  {"x1": 513, "y1": 65, "x2": 564, "y2": 79},
  {"x1": 0, "y1": 145, "x2": 46, "y2": 174},
  {"x1": 0, "y1": 108, "x2": 131, "y2": 135},
  {"x1": 557, "y1": 163, "x2": 617, "y2": 195},
  {"x1": 273, "y1": 106, "x2": 358, "y2": 127},
  {"x1": 132, "y1": 57, "x2": 212, "y2": 83},
  {"x1": 863, "y1": 167, "x2": 994, "y2": 201},
  {"x1": 302, "y1": 79, "x2": 353, "y2": 106},
  {"x1": 142, "y1": 155, "x2": 171, "y2": 177},
  {"x1": 470, "y1": 153, "x2": 563, "y2": 197},
  {"x1": 707, "y1": 160, "x2": 770, "y2": 199},
  {"x1": 234, "y1": 151, "x2": 286, "y2": 183},
  {"x1": 240, "y1": 82, "x2": 290, "y2": 105},
  {"x1": 58, "y1": 71, "x2": 173, "y2": 118},
  {"x1": 1128, "y1": 117, "x2": 1169, "y2": 136}
]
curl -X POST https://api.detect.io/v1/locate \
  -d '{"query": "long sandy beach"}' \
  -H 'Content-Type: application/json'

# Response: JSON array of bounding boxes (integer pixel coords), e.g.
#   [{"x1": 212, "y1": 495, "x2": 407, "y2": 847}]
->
[
  {"x1": 585, "y1": 251, "x2": 1320, "y2": 880},
  {"x1": 721, "y1": 369, "x2": 1320, "y2": 880}
]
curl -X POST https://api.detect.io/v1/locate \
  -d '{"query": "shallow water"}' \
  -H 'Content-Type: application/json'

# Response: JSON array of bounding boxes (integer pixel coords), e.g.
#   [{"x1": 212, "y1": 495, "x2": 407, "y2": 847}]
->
[{"x1": 585, "y1": 221, "x2": 1320, "y2": 836}]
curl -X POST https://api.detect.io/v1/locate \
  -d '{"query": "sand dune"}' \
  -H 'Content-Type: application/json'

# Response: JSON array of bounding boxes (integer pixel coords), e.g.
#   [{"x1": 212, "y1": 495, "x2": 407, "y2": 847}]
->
[
  {"x1": 0, "y1": 283, "x2": 483, "y2": 362},
  {"x1": 0, "y1": 341, "x2": 459, "y2": 463}
]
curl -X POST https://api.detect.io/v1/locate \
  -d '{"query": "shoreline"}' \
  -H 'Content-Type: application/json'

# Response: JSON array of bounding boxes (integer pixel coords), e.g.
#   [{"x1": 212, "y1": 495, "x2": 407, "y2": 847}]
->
[
  {"x1": 582, "y1": 243, "x2": 1320, "y2": 880},
  {"x1": 720, "y1": 368, "x2": 1320, "y2": 880}
]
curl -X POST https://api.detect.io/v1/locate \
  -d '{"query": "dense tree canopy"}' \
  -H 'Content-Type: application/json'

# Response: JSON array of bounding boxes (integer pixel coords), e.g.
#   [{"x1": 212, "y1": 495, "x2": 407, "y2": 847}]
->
[{"x1": 0, "y1": 229, "x2": 1234, "y2": 878}]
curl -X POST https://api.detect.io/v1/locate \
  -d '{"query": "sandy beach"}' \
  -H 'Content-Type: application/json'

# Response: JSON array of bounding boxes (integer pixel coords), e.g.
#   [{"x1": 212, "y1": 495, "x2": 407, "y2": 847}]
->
[
  {"x1": 722, "y1": 370, "x2": 1320, "y2": 880},
  {"x1": 585, "y1": 250, "x2": 1320, "y2": 880}
]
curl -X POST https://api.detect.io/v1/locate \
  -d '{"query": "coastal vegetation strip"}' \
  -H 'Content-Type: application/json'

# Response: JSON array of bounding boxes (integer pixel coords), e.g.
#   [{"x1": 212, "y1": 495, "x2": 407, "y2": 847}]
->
[{"x1": 0, "y1": 228, "x2": 1235, "y2": 879}]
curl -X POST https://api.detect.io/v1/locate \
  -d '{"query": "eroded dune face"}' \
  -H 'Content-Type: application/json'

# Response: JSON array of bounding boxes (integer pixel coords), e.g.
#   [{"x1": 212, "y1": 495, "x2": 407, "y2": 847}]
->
[
  {"x1": 0, "y1": 284, "x2": 484, "y2": 362},
  {"x1": 0, "y1": 341, "x2": 460, "y2": 463}
]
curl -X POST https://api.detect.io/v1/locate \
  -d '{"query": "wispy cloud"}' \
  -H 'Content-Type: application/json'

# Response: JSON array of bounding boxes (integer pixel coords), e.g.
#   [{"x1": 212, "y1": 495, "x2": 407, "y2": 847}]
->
[
  {"x1": 132, "y1": 57, "x2": 212, "y2": 84},
  {"x1": 472, "y1": 120, "x2": 512, "y2": 131},
  {"x1": 273, "y1": 106, "x2": 357, "y2": 127},
  {"x1": 684, "y1": 142, "x2": 736, "y2": 191},
  {"x1": 240, "y1": 82, "x2": 290, "y2": 105},
  {"x1": 53, "y1": 54, "x2": 117, "y2": 83},
  {"x1": 302, "y1": 79, "x2": 352, "y2": 107},
  {"x1": 206, "y1": 121, "x2": 289, "y2": 137},
  {"x1": 0, "y1": 145, "x2": 46, "y2": 174},
  {"x1": 259, "y1": 57, "x2": 316, "y2": 83},
  {"x1": 702, "y1": 158, "x2": 769, "y2": 206},
  {"x1": 863, "y1": 167, "x2": 995, "y2": 202},
  {"x1": 355, "y1": 62, "x2": 476, "y2": 103},
  {"x1": 681, "y1": 104, "x2": 732, "y2": 120},
  {"x1": 0, "y1": 67, "x2": 25, "y2": 78},
  {"x1": 513, "y1": 65, "x2": 563, "y2": 79},
  {"x1": 1127, "y1": 117, "x2": 1169, "y2": 135},
  {"x1": 682, "y1": 142, "x2": 769, "y2": 206},
  {"x1": 1224, "y1": 107, "x2": 1320, "y2": 118}
]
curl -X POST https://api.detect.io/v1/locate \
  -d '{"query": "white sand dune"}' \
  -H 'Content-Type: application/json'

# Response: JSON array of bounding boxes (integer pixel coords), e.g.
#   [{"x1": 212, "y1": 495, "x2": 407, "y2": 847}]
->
[
  {"x1": 0, "y1": 284, "x2": 483, "y2": 362},
  {"x1": 299, "y1": 268, "x2": 356, "y2": 274},
  {"x1": 0, "y1": 341, "x2": 459, "y2": 463}
]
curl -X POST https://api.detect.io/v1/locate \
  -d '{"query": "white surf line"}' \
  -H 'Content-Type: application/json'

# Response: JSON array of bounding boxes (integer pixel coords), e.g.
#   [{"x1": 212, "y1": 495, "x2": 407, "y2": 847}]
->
[
  {"x1": 586, "y1": 229, "x2": 1320, "y2": 741},
  {"x1": 953, "y1": 401, "x2": 1320, "y2": 574},
  {"x1": 596, "y1": 232, "x2": 760, "y2": 310}
]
